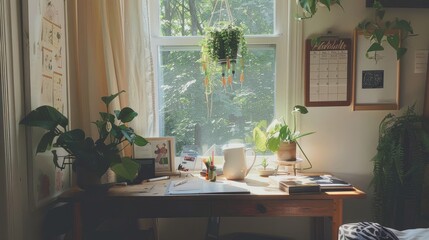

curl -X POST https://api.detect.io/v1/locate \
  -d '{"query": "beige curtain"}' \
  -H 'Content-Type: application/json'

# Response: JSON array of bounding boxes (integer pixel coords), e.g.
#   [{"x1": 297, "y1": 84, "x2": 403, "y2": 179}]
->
[{"x1": 68, "y1": 0, "x2": 155, "y2": 181}]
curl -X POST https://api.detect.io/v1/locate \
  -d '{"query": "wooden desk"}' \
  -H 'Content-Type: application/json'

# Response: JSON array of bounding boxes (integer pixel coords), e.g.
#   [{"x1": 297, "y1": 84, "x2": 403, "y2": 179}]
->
[{"x1": 59, "y1": 174, "x2": 366, "y2": 240}]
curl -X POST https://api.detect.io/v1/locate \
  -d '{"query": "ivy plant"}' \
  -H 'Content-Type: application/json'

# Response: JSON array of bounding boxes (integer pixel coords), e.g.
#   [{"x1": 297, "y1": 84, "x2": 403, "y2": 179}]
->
[{"x1": 357, "y1": 0, "x2": 415, "y2": 60}]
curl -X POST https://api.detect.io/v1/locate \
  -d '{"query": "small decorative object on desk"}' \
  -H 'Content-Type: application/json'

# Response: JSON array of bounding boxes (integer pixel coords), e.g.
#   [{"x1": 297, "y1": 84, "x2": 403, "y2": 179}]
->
[{"x1": 202, "y1": 156, "x2": 217, "y2": 182}]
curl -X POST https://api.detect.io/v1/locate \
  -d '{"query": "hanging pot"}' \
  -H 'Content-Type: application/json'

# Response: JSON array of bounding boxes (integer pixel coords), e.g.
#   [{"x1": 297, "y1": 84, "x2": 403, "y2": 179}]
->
[{"x1": 276, "y1": 142, "x2": 297, "y2": 161}]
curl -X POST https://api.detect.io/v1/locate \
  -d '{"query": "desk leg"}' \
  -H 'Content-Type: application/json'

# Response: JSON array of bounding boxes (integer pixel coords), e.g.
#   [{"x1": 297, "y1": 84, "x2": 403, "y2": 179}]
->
[
  {"x1": 205, "y1": 217, "x2": 220, "y2": 240},
  {"x1": 331, "y1": 199, "x2": 343, "y2": 240},
  {"x1": 313, "y1": 217, "x2": 324, "y2": 240},
  {"x1": 72, "y1": 202, "x2": 82, "y2": 240}
]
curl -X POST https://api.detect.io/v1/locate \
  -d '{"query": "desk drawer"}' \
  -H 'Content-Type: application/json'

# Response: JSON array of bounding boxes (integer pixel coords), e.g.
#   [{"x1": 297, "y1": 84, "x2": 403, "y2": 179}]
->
[
  {"x1": 84, "y1": 198, "x2": 211, "y2": 218},
  {"x1": 211, "y1": 199, "x2": 334, "y2": 217}
]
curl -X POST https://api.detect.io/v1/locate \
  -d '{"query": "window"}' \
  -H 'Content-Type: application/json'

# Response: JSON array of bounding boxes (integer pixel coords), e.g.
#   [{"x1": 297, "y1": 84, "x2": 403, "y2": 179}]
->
[{"x1": 149, "y1": 0, "x2": 289, "y2": 156}]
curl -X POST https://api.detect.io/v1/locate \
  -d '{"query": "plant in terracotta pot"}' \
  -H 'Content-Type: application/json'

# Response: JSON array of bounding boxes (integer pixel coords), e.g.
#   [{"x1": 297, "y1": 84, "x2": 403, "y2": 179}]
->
[
  {"x1": 19, "y1": 91, "x2": 148, "y2": 189},
  {"x1": 253, "y1": 105, "x2": 314, "y2": 166}
]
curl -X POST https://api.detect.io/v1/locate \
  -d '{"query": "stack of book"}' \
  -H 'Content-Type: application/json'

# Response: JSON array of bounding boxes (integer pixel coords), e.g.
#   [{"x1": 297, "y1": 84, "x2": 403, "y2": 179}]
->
[
  {"x1": 269, "y1": 174, "x2": 354, "y2": 194},
  {"x1": 279, "y1": 180, "x2": 320, "y2": 194}
]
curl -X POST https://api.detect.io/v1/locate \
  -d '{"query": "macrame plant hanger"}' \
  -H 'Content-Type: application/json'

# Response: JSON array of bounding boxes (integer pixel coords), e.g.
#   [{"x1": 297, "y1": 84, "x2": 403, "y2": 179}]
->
[{"x1": 202, "y1": 0, "x2": 246, "y2": 118}]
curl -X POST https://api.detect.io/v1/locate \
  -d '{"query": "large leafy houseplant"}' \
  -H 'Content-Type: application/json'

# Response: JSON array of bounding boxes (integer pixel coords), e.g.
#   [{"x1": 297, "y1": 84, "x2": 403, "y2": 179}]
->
[
  {"x1": 372, "y1": 106, "x2": 429, "y2": 228},
  {"x1": 20, "y1": 91, "x2": 148, "y2": 187},
  {"x1": 357, "y1": 0, "x2": 414, "y2": 60},
  {"x1": 253, "y1": 105, "x2": 314, "y2": 166}
]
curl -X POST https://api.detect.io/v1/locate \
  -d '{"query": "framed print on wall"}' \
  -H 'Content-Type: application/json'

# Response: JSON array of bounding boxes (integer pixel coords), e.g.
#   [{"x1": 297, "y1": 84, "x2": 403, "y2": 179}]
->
[
  {"x1": 134, "y1": 137, "x2": 176, "y2": 176},
  {"x1": 352, "y1": 29, "x2": 401, "y2": 111}
]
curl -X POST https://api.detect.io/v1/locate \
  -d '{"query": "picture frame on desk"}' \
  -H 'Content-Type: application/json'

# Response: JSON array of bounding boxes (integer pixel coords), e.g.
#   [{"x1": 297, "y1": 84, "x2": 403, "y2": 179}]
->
[
  {"x1": 134, "y1": 137, "x2": 176, "y2": 176},
  {"x1": 352, "y1": 29, "x2": 400, "y2": 111}
]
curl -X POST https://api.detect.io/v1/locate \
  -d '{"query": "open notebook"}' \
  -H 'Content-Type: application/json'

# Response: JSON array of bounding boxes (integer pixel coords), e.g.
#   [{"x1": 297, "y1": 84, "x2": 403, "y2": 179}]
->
[{"x1": 166, "y1": 178, "x2": 250, "y2": 195}]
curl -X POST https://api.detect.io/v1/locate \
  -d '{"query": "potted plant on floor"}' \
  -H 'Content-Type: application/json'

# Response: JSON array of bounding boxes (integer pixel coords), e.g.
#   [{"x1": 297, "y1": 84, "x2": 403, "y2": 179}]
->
[
  {"x1": 253, "y1": 105, "x2": 314, "y2": 168},
  {"x1": 371, "y1": 105, "x2": 429, "y2": 228},
  {"x1": 20, "y1": 91, "x2": 148, "y2": 189}
]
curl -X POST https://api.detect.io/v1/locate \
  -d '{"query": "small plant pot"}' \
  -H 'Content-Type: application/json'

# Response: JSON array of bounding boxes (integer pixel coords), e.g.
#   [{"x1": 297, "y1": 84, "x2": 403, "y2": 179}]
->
[
  {"x1": 258, "y1": 167, "x2": 276, "y2": 177},
  {"x1": 76, "y1": 166, "x2": 102, "y2": 190},
  {"x1": 276, "y1": 142, "x2": 297, "y2": 161}
]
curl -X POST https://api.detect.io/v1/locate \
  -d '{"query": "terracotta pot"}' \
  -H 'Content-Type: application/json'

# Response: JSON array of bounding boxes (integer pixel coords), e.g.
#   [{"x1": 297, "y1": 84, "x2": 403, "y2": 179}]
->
[{"x1": 276, "y1": 142, "x2": 297, "y2": 161}]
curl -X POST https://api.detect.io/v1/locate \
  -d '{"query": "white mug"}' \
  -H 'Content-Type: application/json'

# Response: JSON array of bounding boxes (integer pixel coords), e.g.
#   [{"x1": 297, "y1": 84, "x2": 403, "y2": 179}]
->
[{"x1": 223, "y1": 146, "x2": 256, "y2": 180}]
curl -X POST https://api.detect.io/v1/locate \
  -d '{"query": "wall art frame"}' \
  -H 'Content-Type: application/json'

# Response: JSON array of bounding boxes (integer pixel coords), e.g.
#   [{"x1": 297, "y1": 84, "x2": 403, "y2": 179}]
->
[
  {"x1": 134, "y1": 137, "x2": 176, "y2": 176},
  {"x1": 352, "y1": 29, "x2": 401, "y2": 111}
]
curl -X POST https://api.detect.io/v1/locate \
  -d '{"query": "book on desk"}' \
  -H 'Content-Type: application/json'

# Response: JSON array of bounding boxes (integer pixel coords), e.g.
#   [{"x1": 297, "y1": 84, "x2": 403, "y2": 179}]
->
[{"x1": 269, "y1": 174, "x2": 354, "y2": 194}]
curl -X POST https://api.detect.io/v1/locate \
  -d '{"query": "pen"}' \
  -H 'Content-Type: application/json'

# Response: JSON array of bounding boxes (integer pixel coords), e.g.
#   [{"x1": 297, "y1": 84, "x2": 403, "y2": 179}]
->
[
  {"x1": 147, "y1": 176, "x2": 170, "y2": 182},
  {"x1": 173, "y1": 179, "x2": 188, "y2": 187}
]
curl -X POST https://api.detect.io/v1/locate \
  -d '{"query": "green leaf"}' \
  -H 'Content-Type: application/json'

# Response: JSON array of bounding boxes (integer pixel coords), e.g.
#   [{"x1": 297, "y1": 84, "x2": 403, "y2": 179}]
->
[
  {"x1": 387, "y1": 34, "x2": 400, "y2": 50},
  {"x1": 394, "y1": 19, "x2": 414, "y2": 34},
  {"x1": 253, "y1": 127, "x2": 267, "y2": 152},
  {"x1": 51, "y1": 150, "x2": 62, "y2": 169},
  {"x1": 36, "y1": 131, "x2": 56, "y2": 153},
  {"x1": 267, "y1": 137, "x2": 280, "y2": 152},
  {"x1": 99, "y1": 112, "x2": 115, "y2": 122},
  {"x1": 57, "y1": 129, "x2": 85, "y2": 146},
  {"x1": 319, "y1": 0, "x2": 331, "y2": 11},
  {"x1": 373, "y1": 29, "x2": 385, "y2": 43},
  {"x1": 367, "y1": 42, "x2": 384, "y2": 52},
  {"x1": 293, "y1": 105, "x2": 309, "y2": 114},
  {"x1": 396, "y1": 48, "x2": 407, "y2": 60},
  {"x1": 117, "y1": 107, "x2": 138, "y2": 123},
  {"x1": 134, "y1": 135, "x2": 148, "y2": 146},
  {"x1": 110, "y1": 157, "x2": 139, "y2": 181},
  {"x1": 101, "y1": 90, "x2": 126, "y2": 106},
  {"x1": 20, "y1": 105, "x2": 68, "y2": 130},
  {"x1": 119, "y1": 125, "x2": 135, "y2": 143}
]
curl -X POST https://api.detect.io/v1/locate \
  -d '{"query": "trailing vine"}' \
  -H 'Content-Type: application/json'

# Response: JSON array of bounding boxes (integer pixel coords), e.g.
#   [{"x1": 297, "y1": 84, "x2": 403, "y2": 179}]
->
[{"x1": 357, "y1": 0, "x2": 415, "y2": 61}]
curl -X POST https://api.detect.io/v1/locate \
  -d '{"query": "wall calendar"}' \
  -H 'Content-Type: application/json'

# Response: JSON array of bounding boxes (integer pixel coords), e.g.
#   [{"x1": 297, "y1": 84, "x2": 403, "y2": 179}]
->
[{"x1": 305, "y1": 37, "x2": 352, "y2": 107}]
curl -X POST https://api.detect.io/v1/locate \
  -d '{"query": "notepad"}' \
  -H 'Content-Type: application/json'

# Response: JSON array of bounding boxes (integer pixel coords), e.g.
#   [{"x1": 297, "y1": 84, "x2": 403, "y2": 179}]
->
[{"x1": 166, "y1": 178, "x2": 250, "y2": 195}]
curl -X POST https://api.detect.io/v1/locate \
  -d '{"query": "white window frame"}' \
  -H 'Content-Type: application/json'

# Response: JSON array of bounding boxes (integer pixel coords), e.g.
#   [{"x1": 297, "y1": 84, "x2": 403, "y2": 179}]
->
[{"x1": 148, "y1": 0, "x2": 302, "y2": 131}]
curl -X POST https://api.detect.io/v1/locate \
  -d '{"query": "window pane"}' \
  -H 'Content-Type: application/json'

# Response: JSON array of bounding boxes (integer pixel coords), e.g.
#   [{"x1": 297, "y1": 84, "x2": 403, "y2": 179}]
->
[
  {"x1": 158, "y1": 46, "x2": 275, "y2": 155},
  {"x1": 160, "y1": 0, "x2": 275, "y2": 36}
]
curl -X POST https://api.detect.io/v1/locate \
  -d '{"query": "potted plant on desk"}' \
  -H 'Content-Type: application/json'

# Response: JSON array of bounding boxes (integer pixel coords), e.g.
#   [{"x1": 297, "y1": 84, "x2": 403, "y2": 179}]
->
[
  {"x1": 253, "y1": 105, "x2": 314, "y2": 170},
  {"x1": 20, "y1": 91, "x2": 148, "y2": 190}
]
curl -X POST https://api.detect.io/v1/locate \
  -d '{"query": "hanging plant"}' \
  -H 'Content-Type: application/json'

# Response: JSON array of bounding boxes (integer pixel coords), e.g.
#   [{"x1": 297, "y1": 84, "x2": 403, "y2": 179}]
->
[
  {"x1": 357, "y1": 0, "x2": 415, "y2": 60},
  {"x1": 200, "y1": 22, "x2": 247, "y2": 117},
  {"x1": 201, "y1": 23, "x2": 247, "y2": 90}
]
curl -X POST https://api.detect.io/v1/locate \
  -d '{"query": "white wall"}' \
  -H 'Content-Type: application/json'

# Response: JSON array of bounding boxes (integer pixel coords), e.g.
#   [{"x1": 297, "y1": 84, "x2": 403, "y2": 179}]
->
[
  {"x1": 158, "y1": 1, "x2": 429, "y2": 240},
  {"x1": 301, "y1": 0, "x2": 429, "y2": 225}
]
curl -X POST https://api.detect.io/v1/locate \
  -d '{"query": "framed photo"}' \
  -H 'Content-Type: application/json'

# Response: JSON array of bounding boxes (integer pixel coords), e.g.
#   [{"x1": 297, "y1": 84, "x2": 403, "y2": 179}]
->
[
  {"x1": 366, "y1": 0, "x2": 429, "y2": 8},
  {"x1": 352, "y1": 29, "x2": 400, "y2": 111},
  {"x1": 134, "y1": 137, "x2": 176, "y2": 176}
]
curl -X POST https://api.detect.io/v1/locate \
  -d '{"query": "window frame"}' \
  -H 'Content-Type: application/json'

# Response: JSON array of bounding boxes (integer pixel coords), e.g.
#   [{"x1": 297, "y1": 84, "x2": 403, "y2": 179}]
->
[{"x1": 148, "y1": 0, "x2": 301, "y2": 135}]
